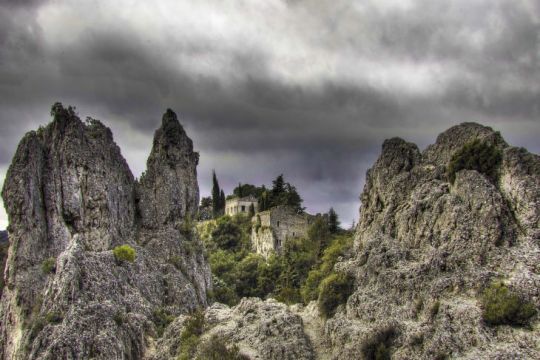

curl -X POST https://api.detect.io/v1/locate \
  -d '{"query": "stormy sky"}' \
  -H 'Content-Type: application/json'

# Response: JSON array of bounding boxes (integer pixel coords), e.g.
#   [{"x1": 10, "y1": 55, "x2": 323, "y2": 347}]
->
[{"x1": 0, "y1": 0, "x2": 539, "y2": 229}]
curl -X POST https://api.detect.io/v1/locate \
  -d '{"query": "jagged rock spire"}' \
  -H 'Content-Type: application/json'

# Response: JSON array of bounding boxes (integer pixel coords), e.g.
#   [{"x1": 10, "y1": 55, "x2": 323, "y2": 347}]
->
[{"x1": 137, "y1": 109, "x2": 200, "y2": 228}]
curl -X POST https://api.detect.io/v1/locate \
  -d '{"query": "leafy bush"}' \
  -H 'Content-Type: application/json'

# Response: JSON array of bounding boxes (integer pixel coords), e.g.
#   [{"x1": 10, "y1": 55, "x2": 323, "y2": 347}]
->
[
  {"x1": 178, "y1": 311, "x2": 205, "y2": 360},
  {"x1": 45, "y1": 311, "x2": 63, "y2": 324},
  {"x1": 234, "y1": 253, "x2": 266, "y2": 298},
  {"x1": 481, "y1": 282, "x2": 537, "y2": 326},
  {"x1": 113, "y1": 245, "x2": 136, "y2": 263},
  {"x1": 447, "y1": 139, "x2": 502, "y2": 184},
  {"x1": 180, "y1": 215, "x2": 195, "y2": 240},
  {"x1": 209, "y1": 275, "x2": 239, "y2": 306},
  {"x1": 113, "y1": 311, "x2": 125, "y2": 326},
  {"x1": 41, "y1": 257, "x2": 56, "y2": 274},
  {"x1": 301, "y1": 234, "x2": 353, "y2": 303},
  {"x1": 318, "y1": 272, "x2": 354, "y2": 318},
  {"x1": 211, "y1": 217, "x2": 243, "y2": 251},
  {"x1": 361, "y1": 326, "x2": 397, "y2": 360},
  {"x1": 196, "y1": 335, "x2": 249, "y2": 360},
  {"x1": 153, "y1": 308, "x2": 175, "y2": 336}
]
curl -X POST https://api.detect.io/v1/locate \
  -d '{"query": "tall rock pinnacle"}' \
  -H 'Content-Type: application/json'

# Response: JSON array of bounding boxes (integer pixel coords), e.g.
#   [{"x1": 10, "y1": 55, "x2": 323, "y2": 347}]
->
[{"x1": 137, "y1": 109, "x2": 200, "y2": 229}]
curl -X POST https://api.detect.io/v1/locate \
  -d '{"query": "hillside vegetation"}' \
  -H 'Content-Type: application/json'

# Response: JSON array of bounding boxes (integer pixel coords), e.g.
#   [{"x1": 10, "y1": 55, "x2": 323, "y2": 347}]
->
[{"x1": 197, "y1": 214, "x2": 353, "y2": 308}]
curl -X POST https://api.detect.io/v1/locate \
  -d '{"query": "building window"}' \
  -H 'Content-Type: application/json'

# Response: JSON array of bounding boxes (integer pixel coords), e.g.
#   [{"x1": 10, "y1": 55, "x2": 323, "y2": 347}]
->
[
  {"x1": 277, "y1": 221, "x2": 280, "y2": 227},
  {"x1": 242, "y1": 205, "x2": 246, "y2": 212},
  {"x1": 293, "y1": 232, "x2": 295, "y2": 237}
]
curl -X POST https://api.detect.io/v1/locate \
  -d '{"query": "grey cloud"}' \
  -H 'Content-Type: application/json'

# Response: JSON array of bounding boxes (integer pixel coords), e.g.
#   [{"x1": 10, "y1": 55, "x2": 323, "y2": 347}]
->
[{"x1": 0, "y1": 0, "x2": 538, "y2": 226}]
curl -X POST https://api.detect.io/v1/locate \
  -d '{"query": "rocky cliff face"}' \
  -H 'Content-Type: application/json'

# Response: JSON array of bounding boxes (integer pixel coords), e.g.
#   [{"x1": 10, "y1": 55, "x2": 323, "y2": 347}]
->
[
  {"x1": 326, "y1": 123, "x2": 539, "y2": 359},
  {"x1": 137, "y1": 109, "x2": 199, "y2": 229},
  {"x1": 0, "y1": 104, "x2": 211, "y2": 359}
]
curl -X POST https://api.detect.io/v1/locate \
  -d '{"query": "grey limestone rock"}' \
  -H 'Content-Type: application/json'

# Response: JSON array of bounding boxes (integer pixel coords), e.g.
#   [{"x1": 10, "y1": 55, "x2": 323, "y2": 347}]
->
[
  {"x1": 327, "y1": 122, "x2": 539, "y2": 359},
  {"x1": 152, "y1": 298, "x2": 315, "y2": 360},
  {"x1": 0, "y1": 104, "x2": 210, "y2": 360}
]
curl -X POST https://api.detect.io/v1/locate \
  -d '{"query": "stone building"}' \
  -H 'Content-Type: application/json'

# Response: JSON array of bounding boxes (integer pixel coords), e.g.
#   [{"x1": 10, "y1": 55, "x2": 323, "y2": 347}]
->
[
  {"x1": 251, "y1": 205, "x2": 315, "y2": 258},
  {"x1": 225, "y1": 195, "x2": 259, "y2": 216}
]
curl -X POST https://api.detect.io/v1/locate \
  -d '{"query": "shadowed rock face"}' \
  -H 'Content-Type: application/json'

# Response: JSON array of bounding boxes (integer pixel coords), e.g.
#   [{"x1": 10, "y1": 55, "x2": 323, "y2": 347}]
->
[
  {"x1": 137, "y1": 109, "x2": 200, "y2": 229},
  {"x1": 0, "y1": 104, "x2": 211, "y2": 360},
  {"x1": 327, "y1": 123, "x2": 540, "y2": 359}
]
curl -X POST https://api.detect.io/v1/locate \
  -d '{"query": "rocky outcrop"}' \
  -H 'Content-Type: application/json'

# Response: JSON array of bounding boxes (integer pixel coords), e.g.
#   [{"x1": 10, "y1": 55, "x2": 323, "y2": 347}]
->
[
  {"x1": 153, "y1": 298, "x2": 315, "y2": 360},
  {"x1": 137, "y1": 109, "x2": 199, "y2": 229},
  {"x1": 326, "y1": 123, "x2": 539, "y2": 359},
  {"x1": 0, "y1": 104, "x2": 211, "y2": 360}
]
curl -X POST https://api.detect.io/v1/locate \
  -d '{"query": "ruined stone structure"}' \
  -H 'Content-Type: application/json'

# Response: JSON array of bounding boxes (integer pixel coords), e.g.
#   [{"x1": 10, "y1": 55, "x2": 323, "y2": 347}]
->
[
  {"x1": 251, "y1": 205, "x2": 315, "y2": 258},
  {"x1": 225, "y1": 195, "x2": 258, "y2": 216}
]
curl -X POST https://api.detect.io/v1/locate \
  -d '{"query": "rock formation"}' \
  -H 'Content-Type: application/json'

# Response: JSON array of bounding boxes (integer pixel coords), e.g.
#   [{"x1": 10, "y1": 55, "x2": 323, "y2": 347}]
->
[
  {"x1": 137, "y1": 109, "x2": 199, "y2": 229},
  {"x1": 326, "y1": 123, "x2": 539, "y2": 359},
  {"x1": 0, "y1": 104, "x2": 211, "y2": 359},
  {"x1": 1, "y1": 112, "x2": 538, "y2": 360},
  {"x1": 153, "y1": 298, "x2": 315, "y2": 360}
]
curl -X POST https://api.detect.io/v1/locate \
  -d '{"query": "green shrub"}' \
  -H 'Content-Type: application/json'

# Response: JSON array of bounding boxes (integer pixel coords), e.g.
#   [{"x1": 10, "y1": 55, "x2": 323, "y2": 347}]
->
[
  {"x1": 447, "y1": 139, "x2": 502, "y2": 184},
  {"x1": 178, "y1": 311, "x2": 205, "y2": 360},
  {"x1": 234, "y1": 253, "x2": 266, "y2": 298},
  {"x1": 318, "y1": 272, "x2": 354, "y2": 318},
  {"x1": 41, "y1": 257, "x2": 56, "y2": 274},
  {"x1": 481, "y1": 282, "x2": 537, "y2": 326},
  {"x1": 113, "y1": 245, "x2": 136, "y2": 263},
  {"x1": 196, "y1": 335, "x2": 248, "y2": 360},
  {"x1": 211, "y1": 218, "x2": 243, "y2": 251},
  {"x1": 153, "y1": 308, "x2": 175, "y2": 337},
  {"x1": 361, "y1": 326, "x2": 396, "y2": 360},
  {"x1": 210, "y1": 275, "x2": 239, "y2": 306},
  {"x1": 45, "y1": 311, "x2": 63, "y2": 324},
  {"x1": 180, "y1": 215, "x2": 195, "y2": 241},
  {"x1": 301, "y1": 235, "x2": 353, "y2": 304},
  {"x1": 113, "y1": 311, "x2": 125, "y2": 326}
]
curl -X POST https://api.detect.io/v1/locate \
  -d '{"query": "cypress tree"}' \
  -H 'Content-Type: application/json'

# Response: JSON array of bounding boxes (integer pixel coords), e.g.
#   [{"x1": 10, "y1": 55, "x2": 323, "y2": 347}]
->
[
  {"x1": 220, "y1": 190, "x2": 226, "y2": 215},
  {"x1": 212, "y1": 170, "x2": 221, "y2": 218}
]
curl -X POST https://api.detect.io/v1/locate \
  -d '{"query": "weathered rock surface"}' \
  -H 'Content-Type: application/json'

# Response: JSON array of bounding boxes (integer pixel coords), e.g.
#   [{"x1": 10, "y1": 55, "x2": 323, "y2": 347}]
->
[
  {"x1": 152, "y1": 298, "x2": 315, "y2": 360},
  {"x1": 137, "y1": 109, "x2": 199, "y2": 229},
  {"x1": 326, "y1": 123, "x2": 539, "y2": 359},
  {"x1": 0, "y1": 104, "x2": 211, "y2": 360}
]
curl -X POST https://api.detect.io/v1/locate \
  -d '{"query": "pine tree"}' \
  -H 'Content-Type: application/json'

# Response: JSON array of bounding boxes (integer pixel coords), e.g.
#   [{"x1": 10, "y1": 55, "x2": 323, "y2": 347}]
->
[
  {"x1": 212, "y1": 171, "x2": 221, "y2": 218},
  {"x1": 328, "y1": 207, "x2": 340, "y2": 234}
]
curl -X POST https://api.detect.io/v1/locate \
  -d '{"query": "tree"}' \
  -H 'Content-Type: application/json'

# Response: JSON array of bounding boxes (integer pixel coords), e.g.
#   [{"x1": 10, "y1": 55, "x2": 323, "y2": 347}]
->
[
  {"x1": 308, "y1": 217, "x2": 331, "y2": 254},
  {"x1": 220, "y1": 190, "x2": 226, "y2": 215},
  {"x1": 271, "y1": 174, "x2": 285, "y2": 198},
  {"x1": 266, "y1": 175, "x2": 304, "y2": 212},
  {"x1": 248, "y1": 203, "x2": 255, "y2": 218},
  {"x1": 200, "y1": 197, "x2": 212, "y2": 208},
  {"x1": 328, "y1": 208, "x2": 340, "y2": 234},
  {"x1": 233, "y1": 183, "x2": 265, "y2": 199},
  {"x1": 212, "y1": 171, "x2": 221, "y2": 218},
  {"x1": 259, "y1": 190, "x2": 269, "y2": 212}
]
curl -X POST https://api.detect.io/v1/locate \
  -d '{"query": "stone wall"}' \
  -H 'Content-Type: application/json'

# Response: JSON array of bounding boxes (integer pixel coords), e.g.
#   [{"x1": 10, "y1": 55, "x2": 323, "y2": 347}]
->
[
  {"x1": 251, "y1": 206, "x2": 314, "y2": 258},
  {"x1": 225, "y1": 196, "x2": 258, "y2": 216}
]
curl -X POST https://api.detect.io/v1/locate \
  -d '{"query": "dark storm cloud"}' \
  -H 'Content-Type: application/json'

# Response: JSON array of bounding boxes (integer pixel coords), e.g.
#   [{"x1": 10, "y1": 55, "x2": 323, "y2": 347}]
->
[{"x1": 0, "y1": 0, "x2": 538, "y2": 228}]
